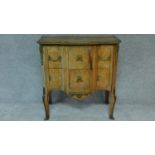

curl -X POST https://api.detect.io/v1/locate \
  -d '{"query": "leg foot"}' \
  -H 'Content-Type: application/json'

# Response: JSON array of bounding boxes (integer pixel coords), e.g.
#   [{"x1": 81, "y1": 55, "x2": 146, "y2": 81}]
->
[
  {"x1": 109, "y1": 114, "x2": 115, "y2": 120},
  {"x1": 44, "y1": 114, "x2": 50, "y2": 120},
  {"x1": 109, "y1": 90, "x2": 116, "y2": 120},
  {"x1": 42, "y1": 88, "x2": 50, "y2": 121}
]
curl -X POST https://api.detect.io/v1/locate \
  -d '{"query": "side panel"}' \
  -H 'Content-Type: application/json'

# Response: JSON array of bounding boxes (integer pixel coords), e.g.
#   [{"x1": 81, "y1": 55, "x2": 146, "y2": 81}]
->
[{"x1": 96, "y1": 45, "x2": 114, "y2": 90}]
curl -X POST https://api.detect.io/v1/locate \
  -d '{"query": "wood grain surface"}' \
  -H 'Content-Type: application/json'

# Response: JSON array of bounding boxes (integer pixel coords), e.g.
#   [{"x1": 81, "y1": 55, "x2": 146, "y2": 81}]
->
[{"x1": 38, "y1": 35, "x2": 120, "y2": 120}]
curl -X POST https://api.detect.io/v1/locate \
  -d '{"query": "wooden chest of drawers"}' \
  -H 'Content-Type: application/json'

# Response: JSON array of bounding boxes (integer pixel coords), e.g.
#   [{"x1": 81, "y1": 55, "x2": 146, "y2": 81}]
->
[{"x1": 38, "y1": 35, "x2": 121, "y2": 120}]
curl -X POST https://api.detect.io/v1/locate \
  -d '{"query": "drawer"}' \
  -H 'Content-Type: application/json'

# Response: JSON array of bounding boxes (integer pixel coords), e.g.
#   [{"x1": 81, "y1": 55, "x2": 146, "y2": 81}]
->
[
  {"x1": 49, "y1": 69, "x2": 63, "y2": 90},
  {"x1": 69, "y1": 70, "x2": 91, "y2": 91},
  {"x1": 97, "y1": 46, "x2": 113, "y2": 69},
  {"x1": 47, "y1": 46, "x2": 63, "y2": 68},
  {"x1": 96, "y1": 69, "x2": 111, "y2": 90},
  {"x1": 68, "y1": 46, "x2": 93, "y2": 69}
]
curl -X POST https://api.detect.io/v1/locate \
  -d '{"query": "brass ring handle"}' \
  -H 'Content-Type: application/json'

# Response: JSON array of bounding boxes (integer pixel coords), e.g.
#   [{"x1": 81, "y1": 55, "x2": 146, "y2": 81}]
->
[
  {"x1": 76, "y1": 55, "x2": 83, "y2": 62},
  {"x1": 98, "y1": 56, "x2": 111, "y2": 61},
  {"x1": 76, "y1": 76, "x2": 83, "y2": 83},
  {"x1": 48, "y1": 56, "x2": 62, "y2": 62}
]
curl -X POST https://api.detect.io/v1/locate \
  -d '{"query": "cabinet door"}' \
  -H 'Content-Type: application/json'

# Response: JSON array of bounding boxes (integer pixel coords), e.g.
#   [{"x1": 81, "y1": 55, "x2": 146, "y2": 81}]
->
[
  {"x1": 68, "y1": 46, "x2": 93, "y2": 69},
  {"x1": 68, "y1": 70, "x2": 92, "y2": 92},
  {"x1": 46, "y1": 46, "x2": 63, "y2": 68}
]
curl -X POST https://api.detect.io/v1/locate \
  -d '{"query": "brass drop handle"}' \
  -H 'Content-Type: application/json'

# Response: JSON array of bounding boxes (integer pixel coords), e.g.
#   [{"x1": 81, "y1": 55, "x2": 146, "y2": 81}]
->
[
  {"x1": 76, "y1": 76, "x2": 83, "y2": 83},
  {"x1": 71, "y1": 93, "x2": 89, "y2": 99},
  {"x1": 76, "y1": 94, "x2": 83, "y2": 98},
  {"x1": 48, "y1": 56, "x2": 62, "y2": 62},
  {"x1": 76, "y1": 55, "x2": 83, "y2": 62},
  {"x1": 98, "y1": 56, "x2": 111, "y2": 61},
  {"x1": 71, "y1": 94, "x2": 83, "y2": 99}
]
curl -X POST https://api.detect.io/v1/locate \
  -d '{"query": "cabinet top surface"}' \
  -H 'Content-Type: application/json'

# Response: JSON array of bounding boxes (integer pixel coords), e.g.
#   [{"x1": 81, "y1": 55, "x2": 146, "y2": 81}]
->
[{"x1": 38, "y1": 35, "x2": 121, "y2": 45}]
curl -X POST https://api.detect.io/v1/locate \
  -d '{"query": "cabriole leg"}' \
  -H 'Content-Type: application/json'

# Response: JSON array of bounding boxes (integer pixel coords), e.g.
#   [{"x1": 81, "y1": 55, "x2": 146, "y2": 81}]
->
[
  {"x1": 42, "y1": 88, "x2": 50, "y2": 120},
  {"x1": 109, "y1": 90, "x2": 117, "y2": 120}
]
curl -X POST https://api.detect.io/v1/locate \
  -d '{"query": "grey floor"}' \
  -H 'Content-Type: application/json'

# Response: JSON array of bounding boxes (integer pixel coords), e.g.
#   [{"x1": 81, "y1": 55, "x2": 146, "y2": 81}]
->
[{"x1": 0, "y1": 92, "x2": 154, "y2": 121}]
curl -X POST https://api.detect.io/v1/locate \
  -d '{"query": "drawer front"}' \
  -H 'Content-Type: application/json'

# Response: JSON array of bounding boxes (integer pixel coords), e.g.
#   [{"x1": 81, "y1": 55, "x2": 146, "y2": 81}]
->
[
  {"x1": 69, "y1": 70, "x2": 91, "y2": 91},
  {"x1": 68, "y1": 46, "x2": 93, "y2": 69},
  {"x1": 97, "y1": 46, "x2": 113, "y2": 69},
  {"x1": 49, "y1": 69, "x2": 63, "y2": 90},
  {"x1": 47, "y1": 46, "x2": 63, "y2": 68},
  {"x1": 96, "y1": 69, "x2": 111, "y2": 90}
]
